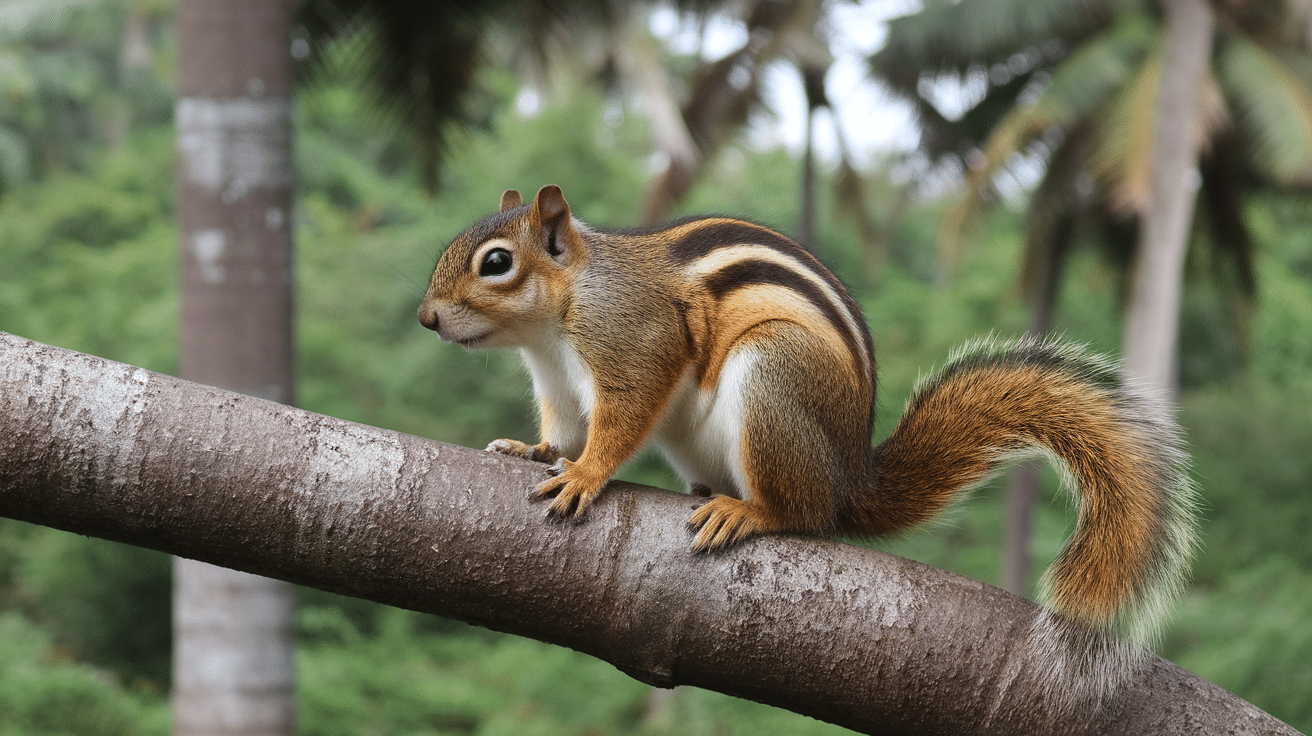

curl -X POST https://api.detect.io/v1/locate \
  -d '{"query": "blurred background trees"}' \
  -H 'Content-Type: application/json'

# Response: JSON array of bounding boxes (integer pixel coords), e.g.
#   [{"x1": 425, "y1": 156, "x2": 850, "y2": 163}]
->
[
  {"x1": 873, "y1": 0, "x2": 1312, "y2": 370},
  {"x1": 1, "y1": 0, "x2": 1311, "y2": 733}
]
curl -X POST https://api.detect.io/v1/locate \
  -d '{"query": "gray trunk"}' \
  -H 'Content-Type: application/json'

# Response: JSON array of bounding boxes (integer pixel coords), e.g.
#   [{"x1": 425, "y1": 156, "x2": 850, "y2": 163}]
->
[
  {"x1": 1002, "y1": 214, "x2": 1066, "y2": 596},
  {"x1": 174, "y1": 0, "x2": 296, "y2": 734},
  {"x1": 1122, "y1": 0, "x2": 1215, "y2": 394}
]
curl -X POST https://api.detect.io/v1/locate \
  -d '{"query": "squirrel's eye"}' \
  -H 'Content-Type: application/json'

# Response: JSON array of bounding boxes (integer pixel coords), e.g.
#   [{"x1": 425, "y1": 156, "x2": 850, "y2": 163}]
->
[{"x1": 479, "y1": 248, "x2": 512, "y2": 277}]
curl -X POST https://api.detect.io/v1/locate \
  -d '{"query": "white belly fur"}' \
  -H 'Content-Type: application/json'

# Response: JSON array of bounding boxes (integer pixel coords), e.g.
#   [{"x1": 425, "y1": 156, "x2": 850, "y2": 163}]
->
[
  {"x1": 519, "y1": 337, "x2": 593, "y2": 460},
  {"x1": 654, "y1": 348, "x2": 754, "y2": 501},
  {"x1": 520, "y1": 335, "x2": 754, "y2": 500}
]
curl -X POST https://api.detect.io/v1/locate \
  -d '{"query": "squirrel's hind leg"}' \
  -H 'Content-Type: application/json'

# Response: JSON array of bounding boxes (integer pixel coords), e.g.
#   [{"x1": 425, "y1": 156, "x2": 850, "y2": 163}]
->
[{"x1": 687, "y1": 321, "x2": 864, "y2": 551}]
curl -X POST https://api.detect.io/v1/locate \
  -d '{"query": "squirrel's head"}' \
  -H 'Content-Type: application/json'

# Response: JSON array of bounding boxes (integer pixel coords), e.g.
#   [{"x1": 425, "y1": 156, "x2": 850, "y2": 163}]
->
[{"x1": 418, "y1": 185, "x2": 586, "y2": 348}]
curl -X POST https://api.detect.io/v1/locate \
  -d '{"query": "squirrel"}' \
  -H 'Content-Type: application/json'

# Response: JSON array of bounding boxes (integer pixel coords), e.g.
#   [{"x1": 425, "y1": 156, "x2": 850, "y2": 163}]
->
[{"x1": 418, "y1": 184, "x2": 1198, "y2": 697}]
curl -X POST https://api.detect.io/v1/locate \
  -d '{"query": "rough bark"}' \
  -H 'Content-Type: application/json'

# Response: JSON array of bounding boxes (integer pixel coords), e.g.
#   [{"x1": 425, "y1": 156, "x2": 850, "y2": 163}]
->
[
  {"x1": 0, "y1": 333, "x2": 1297, "y2": 736},
  {"x1": 1122, "y1": 0, "x2": 1215, "y2": 393},
  {"x1": 175, "y1": 0, "x2": 297, "y2": 733}
]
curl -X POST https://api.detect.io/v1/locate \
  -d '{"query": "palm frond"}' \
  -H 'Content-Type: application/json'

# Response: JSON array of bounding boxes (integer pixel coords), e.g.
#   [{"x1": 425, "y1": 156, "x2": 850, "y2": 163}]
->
[
  {"x1": 297, "y1": 0, "x2": 737, "y2": 196},
  {"x1": 1217, "y1": 37, "x2": 1312, "y2": 186},
  {"x1": 1038, "y1": 10, "x2": 1155, "y2": 120},
  {"x1": 1088, "y1": 44, "x2": 1159, "y2": 215},
  {"x1": 1092, "y1": 36, "x2": 1227, "y2": 216},
  {"x1": 298, "y1": 0, "x2": 499, "y2": 192},
  {"x1": 938, "y1": 103, "x2": 1050, "y2": 261},
  {"x1": 939, "y1": 14, "x2": 1154, "y2": 267},
  {"x1": 872, "y1": 0, "x2": 1124, "y2": 90},
  {"x1": 916, "y1": 70, "x2": 1038, "y2": 158},
  {"x1": 875, "y1": 2, "x2": 1152, "y2": 161},
  {"x1": 979, "y1": 12, "x2": 1156, "y2": 186}
]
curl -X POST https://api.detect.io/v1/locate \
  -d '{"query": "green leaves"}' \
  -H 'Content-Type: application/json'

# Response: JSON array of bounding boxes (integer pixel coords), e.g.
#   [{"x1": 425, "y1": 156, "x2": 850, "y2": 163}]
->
[
  {"x1": 970, "y1": 13, "x2": 1156, "y2": 196},
  {"x1": 1042, "y1": 10, "x2": 1154, "y2": 123},
  {"x1": 0, "y1": 611, "x2": 168, "y2": 736},
  {"x1": 1087, "y1": 37, "x2": 1160, "y2": 216},
  {"x1": 0, "y1": 0, "x2": 173, "y2": 192}
]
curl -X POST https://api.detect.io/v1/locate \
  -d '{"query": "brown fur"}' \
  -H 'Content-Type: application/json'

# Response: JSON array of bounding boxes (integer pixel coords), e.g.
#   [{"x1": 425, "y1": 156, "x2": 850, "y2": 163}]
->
[{"x1": 865, "y1": 364, "x2": 1159, "y2": 629}]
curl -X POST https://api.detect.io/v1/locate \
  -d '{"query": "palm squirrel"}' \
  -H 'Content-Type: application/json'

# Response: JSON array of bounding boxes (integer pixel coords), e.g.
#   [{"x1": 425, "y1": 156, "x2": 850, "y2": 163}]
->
[{"x1": 418, "y1": 185, "x2": 1198, "y2": 697}]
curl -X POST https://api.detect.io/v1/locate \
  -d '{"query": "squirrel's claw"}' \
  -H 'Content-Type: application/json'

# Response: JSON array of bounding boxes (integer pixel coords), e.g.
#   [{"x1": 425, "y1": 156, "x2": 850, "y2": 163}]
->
[
  {"x1": 532, "y1": 458, "x2": 606, "y2": 520},
  {"x1": 487, "y1": 438, "x2": 562, "y2": 464},
  {"x1": 687, "y1": 496, "x2": 768, "y2": 552}
]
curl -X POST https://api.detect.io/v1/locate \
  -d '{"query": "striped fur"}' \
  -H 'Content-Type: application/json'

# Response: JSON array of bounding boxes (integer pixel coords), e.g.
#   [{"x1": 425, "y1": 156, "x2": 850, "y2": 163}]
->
[{"x1": 419, "y1": 186, "x2": 1198, "y2": 701}]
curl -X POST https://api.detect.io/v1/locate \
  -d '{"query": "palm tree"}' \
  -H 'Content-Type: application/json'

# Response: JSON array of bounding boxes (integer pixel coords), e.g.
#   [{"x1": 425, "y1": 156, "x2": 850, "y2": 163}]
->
[
  {"x1": 870, "y1": 0, "x2": 1312, "y2": 594},
  {"x1": 175, "y1": 0, "x2": 296, "y2": 733},
  {"x1": 1124, "y1": 0, "x2": 1215, "y2": 390},
  {"x1": 873, "y1": 0, "x2": 1312, "y2": 376}
]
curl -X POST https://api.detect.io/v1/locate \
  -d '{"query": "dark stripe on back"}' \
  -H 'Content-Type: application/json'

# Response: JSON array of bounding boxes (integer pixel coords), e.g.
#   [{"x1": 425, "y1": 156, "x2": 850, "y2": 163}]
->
[
  {"x1": 668, "y1": 219, "x2": 817, "y2": 267},
  {"x1": 665, "y1": 218, "x2": 875, "y2": 381},
  {"x1": 705, "y1": 259, "x2": 869, "y2": 373}
]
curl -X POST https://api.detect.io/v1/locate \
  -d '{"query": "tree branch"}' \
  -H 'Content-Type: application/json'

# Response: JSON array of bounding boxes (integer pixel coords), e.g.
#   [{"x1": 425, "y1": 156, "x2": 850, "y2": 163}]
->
[{"x1": 0, "y1": 333, "x2": 1295, "y2": 736}]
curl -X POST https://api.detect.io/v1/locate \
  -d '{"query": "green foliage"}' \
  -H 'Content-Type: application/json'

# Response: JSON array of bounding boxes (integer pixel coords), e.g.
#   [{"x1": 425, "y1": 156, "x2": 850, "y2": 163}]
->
[
  {"x1": 1217, "y1": 37, "x2": 1312, "y2": 186},
  {"x1": 0, "y1": 130, "x2": 178, "y2": 373},
  {"x1": 15, "y1": 524, "x2": 171, "y2": 686},
  {"x1": 296, "y1": 599, "x2": 853, "y2": 736},
  {"x1": 1163, "y1": 559, "x2": 1312, "y2": 728},
  {"x1": 874, "y1": 0, "x2": 1118, "y2": 77},
  {"x1": 0, "y1": 0, "x2": 174, "y2": 193},
  {"x1": 0, "y1": 611, "x2": 168, "y2": 735}
]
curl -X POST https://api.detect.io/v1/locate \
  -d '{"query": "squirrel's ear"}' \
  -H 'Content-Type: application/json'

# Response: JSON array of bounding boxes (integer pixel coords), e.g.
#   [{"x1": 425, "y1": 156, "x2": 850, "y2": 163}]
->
[
  {"x1": 499, "y1": 189, "x2": 522, "y2": 212},
  {"x1": 532, "y1": 185, "x2": 573, "y2": 263},
  {"x1": 532, "y1": 185, "x2": 570, "y2": 229}
]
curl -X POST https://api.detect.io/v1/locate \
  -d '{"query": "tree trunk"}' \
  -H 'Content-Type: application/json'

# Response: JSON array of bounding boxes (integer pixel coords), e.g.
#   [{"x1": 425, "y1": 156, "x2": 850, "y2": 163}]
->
[
  {"x1": 1001, "y1": 464, "x2": 1042, "y2": 596},
  {"x1": 1001, "y1": 210, "x2": 1070, "y2": 596},
  {"x1": 0, "y1": 334, "x2": 1299, "y2": 736},
  {"x1": 798, "y1": 105, "x2": 817, "y2": 249},
  {"x1": 640, "y1": 0, "x2": 829, "y2": 224},
  {"x1": 175, "y1": 1, "x2": 296, "y2": 734},
  {"x1": 1122, "y1": 0, "x2": 1215, "y2": 393},
  {"x1": 797, "y1": 63, "x2": 827, "y2": 252}
]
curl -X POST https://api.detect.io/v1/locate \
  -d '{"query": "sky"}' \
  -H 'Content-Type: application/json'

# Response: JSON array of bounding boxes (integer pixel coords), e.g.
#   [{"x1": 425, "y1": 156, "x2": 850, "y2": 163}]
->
[
  {"x1": 508, "y1": 1, "x2": 958, "y2": 184},
  {"x1": 647, "y1": 0, "x2": 924, "y2": 168}
]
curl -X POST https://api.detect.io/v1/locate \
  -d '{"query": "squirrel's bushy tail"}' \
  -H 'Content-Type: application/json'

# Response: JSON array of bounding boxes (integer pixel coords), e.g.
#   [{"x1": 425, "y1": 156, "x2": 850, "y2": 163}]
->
[{"x1": 863, "y1": 336, "x2": 1198, "y2": 655}]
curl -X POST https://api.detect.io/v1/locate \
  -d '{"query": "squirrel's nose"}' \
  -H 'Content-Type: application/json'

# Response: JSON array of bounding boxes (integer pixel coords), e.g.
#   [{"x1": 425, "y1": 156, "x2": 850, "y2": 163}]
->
[{"x1": 417, "y1": 302, "x2": 440, "y2": 331}]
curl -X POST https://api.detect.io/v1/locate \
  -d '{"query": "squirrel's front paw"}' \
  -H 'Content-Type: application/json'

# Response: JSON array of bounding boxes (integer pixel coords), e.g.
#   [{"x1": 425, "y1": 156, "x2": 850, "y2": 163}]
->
[
  {"x1": 532, "y1": 458, "x2": 609, "y2": 519},
  {"x1": 486, "y1": 438, "x2": 561, "y2": 464}
]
